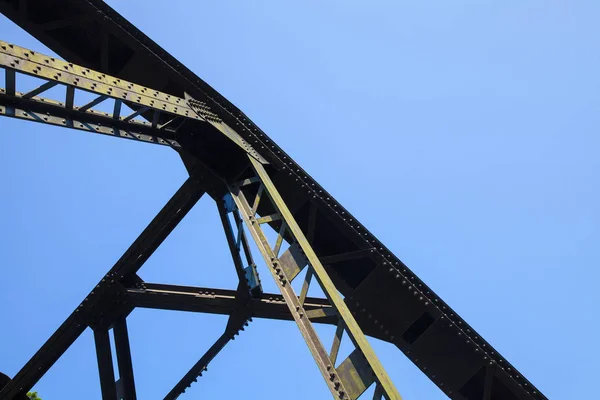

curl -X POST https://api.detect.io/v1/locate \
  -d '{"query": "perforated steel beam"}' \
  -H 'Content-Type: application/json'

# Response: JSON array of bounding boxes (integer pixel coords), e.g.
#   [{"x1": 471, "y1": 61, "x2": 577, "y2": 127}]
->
[
  {"x1": 0, "y1": 40, "x2": 267, "y2": 161},
  {"x1": 228, "y1": 157, "x2": 402, "y2": 400}
]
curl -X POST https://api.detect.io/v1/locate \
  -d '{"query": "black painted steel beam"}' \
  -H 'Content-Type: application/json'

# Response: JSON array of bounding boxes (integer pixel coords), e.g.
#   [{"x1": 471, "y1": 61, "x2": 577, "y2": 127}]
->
[
  {"x1": 108, "y1": 177, "x2": 205, "y2": 281},
  {"x1": 94, "y1": 329, "x2": 118, "y2": 400},
  {"x1": 127, "y1": 283, "x2": 336, "y2": 325},
  {"x1": 113, "y1": 318, "x2": 137, "y2": 400},
  {"x1": 163, "y1": 294, "x2": 250, "y2": 400},
  {"x1": 0, "y1": 313, "x2": 87, "y2": 399},
  {"x1": 217, "y1": 196, "x2": 252, "y2": 284},
  {"x1": 163, "y1": 333, "x2": 232, "y2": 400}
]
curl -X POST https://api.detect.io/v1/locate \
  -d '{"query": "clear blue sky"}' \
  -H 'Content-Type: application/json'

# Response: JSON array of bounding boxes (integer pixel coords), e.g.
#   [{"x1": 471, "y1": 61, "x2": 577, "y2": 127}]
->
[{"x1": 1, "y1": 1, "x2": 598, "y2": 398}]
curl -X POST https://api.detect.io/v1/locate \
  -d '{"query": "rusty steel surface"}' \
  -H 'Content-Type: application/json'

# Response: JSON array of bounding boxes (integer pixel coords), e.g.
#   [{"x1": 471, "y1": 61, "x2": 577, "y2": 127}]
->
[{"x1": 0, "y1": 1, "x2": 549, "y2": 399}]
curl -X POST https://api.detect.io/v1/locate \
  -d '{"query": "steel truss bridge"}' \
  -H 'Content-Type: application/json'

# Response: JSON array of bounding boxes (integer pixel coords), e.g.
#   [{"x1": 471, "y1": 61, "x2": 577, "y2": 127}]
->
[{"x1": 0, "y1": 1, "x2": 547, "y2": 399}]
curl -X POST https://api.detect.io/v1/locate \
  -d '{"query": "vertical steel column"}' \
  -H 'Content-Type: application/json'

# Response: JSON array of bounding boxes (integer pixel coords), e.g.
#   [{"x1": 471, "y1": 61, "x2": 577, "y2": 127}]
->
[
  {"x1": 217, "y1": 200, "x2": 252, "y2": 283},
  {"x1": 373, "y1": 384, "x2": 383, "y2": 400},
  {"x1": 228, "y1": 156, "x2": 402, "y2": 400},
  {"x1": 5, "y1": 68, "x2": 15, "y2": 95},
  {"x1": 484, "y1": 365, "x2": 495, "y2": 400},
  {"x1": 94, "y1": 329, "x2": 117, "y2": 400},
  {"x1": 113, "y1": 318, "x2": 137, "y2": 400}
]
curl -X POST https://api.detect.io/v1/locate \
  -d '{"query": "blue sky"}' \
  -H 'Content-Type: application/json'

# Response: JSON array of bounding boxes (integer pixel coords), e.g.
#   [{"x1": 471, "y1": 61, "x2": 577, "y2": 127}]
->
[{"x1": 1, "y1": 1, "x2": 598, "y2": 398}]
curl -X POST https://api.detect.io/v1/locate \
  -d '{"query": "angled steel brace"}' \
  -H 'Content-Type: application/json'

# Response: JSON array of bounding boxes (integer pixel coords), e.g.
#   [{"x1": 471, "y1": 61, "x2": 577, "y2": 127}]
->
[
  {"x1": 163, "y1": 285, "x2": 251, "y2": 400},
  {"x1": 0, "y1": 313, "x2": 87, "y2": 400},
  {"x1": 163, "y1": 196, "x2": 267, "y2": 399},
  {"x1": 0, "y1": 178, "x2": 205, "y2": 399},
  {"x1": 228, "y1": 157, "x2": 402, "y2": 400},
  {"x1": 217, "y1": 195, "x2": 262, "y2": 296},
  {"x1": 107, "y1": 177, "x2": 204, "y2": 281}
]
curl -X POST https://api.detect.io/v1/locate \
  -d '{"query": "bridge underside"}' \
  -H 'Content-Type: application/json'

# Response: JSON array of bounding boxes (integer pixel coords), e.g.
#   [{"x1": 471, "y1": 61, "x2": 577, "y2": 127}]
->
[{"x1": 0, "y1": 1, "x2": 546, "y2": 400}]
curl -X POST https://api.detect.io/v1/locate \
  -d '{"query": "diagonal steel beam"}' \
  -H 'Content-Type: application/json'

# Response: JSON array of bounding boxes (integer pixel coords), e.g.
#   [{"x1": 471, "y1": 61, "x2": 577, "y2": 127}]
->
[
  {"x1": 109, "y1": 177, "x2": 205, "y2": 281},
  {"x1": 163, "y1": 333, "x2": 233, "y2": 400},
  {"x1": 21, "y1": 80, "x2": 57, "y2": 99},
  {"x1": 163, "y1": 286, "x2": 250, "y2": 400},
  {"x1": 216, "y1": 197, "x2": 252, "y2": 284},
  {"x1": 0, "y1": 178, "x2": 205, "y2": 400},
  {"x1": 0, "y1": 313, "x2": 87, "y2": 400},
  {"x1": 248, "y1": 158, "x2": 400, "y2": 397},
  {"x1": 230, "y1": 186, "x2": 354, "y2": 399},
  {"x1": 36, "y1": 14, "x2": 94, "y2": 32},
  {"x1": 229, "y1": 157, "x2": 402, "y2": 400}
]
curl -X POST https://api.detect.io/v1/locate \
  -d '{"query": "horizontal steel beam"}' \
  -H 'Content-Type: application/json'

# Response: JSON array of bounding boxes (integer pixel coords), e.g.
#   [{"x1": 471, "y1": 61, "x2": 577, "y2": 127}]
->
[{"x1": 127, "y1": 283, "x2": 337, "y2": 325}]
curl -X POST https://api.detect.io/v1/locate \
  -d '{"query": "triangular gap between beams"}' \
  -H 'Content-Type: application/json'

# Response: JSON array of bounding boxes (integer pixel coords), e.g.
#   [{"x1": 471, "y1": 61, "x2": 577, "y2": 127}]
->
[
  {"x1": 119, "y1": 101, "x2": 147, "y2": 124},
  {"x1": 71, "y1": 93, "x2": 148, "y2": 124},
  {"x1": 5, "y1": 71, "x2": 66, "y2": 103},
  {"x1": 28, "y1": 329, "x2": 103, "y2": 399},
  {"x1": 74, "y1": 89, "x2": 114, "y2": 115},
  {"x1": 137, "y1": 192, "x2": 240, "y2": 291},
  {"x1": 292, "y1": 265, "x2": 345, "y2": 361},
  {"x1": 126, "y1": 308, "x2": 229, "y2": 398}
]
